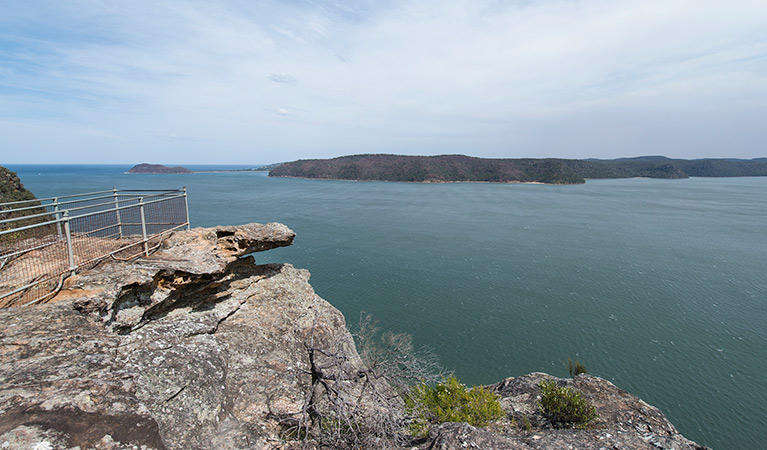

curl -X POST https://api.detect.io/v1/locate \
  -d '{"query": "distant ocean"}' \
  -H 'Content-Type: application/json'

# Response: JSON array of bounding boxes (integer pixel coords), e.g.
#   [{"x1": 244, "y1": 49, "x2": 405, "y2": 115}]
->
[{"x1": 7, "y1": 164, "x2": 767, "y2": 450}]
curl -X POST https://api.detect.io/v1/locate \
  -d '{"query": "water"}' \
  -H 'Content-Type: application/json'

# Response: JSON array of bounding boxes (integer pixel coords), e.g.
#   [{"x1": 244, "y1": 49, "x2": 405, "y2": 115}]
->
[{"x1": 7, "y1": 164, "x2": 767, "y2": 450}]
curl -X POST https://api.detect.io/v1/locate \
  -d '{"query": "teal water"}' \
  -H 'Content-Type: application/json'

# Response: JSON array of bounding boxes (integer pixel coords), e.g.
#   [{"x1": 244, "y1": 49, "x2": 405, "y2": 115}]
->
[{"x1": 7, "y1": 165, "x2": 767, "y2": 450}]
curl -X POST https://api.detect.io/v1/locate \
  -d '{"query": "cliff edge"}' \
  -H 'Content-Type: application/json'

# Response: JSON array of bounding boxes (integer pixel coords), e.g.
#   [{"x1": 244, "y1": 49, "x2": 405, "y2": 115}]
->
[{"x1": 0, "y1": 223, "x2": 707, "y2": 449}]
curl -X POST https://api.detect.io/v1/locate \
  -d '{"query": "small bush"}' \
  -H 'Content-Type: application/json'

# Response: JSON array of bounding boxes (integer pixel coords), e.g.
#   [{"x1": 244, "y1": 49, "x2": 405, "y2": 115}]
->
[
  {"x1": 537, "y1": 380, "x2": 598, "y2": 428},
  {"x1": 405, "y1": 375, "x2": 504, "y2": 437},
  {"x1": 568, "y1": 358, "x2": 588, "y2": 377}
]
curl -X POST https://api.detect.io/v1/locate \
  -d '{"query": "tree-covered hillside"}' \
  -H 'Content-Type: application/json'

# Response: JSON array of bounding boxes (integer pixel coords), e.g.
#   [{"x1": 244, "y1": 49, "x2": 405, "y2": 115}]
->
[
  {"x1": 0, "y1": 166, "x2": 38, "y2": 204},
  {"x1": 0, "y1": 166, "x2": 47, "y2": 229},
  {"x1": 269, "y1": 154, "x2": 767, "y2": 184},
  {"x1": 270, "y1": 154, "x2": 585, "y2": 184},
  {"x1": 675, "y1": 159, "x2": 767, "y2": 177}
]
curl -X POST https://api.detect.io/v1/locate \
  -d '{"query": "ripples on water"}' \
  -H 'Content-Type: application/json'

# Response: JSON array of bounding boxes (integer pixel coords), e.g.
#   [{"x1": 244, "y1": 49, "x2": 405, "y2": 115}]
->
[{"x1": 10, "y1": 165, "x2": 767, "y2": 450}]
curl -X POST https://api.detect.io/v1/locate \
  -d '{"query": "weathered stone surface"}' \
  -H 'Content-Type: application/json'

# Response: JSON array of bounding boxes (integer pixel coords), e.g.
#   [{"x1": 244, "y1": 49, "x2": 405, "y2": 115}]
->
[
  {"x1": 0, "y1": 222, "x2": 707, "y2": 450},
  {"x1": 0, "y1": 223, "x2": 360, "y2": 450},
  {"x1": 425, "y1": 422, "x2": 528, "y2": 450}
]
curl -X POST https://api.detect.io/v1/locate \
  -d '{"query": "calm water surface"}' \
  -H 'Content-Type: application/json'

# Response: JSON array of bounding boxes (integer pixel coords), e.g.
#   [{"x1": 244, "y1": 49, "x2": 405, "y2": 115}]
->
[{"x1": 8, "y1": 165, "x2": 767, "y2": 450}]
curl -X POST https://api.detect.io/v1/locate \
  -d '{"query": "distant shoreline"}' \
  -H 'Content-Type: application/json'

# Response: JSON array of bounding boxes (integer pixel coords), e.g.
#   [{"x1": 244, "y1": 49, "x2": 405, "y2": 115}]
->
[
  {"x1": 269, "y1": 175, "x2": 548, "y2": 185},
  {"x1": 190, "y1": 169, "x2": 267, "y2": 173},
  {"x1": 124, "y1": 170, "x2": 267, "y2": 175}
]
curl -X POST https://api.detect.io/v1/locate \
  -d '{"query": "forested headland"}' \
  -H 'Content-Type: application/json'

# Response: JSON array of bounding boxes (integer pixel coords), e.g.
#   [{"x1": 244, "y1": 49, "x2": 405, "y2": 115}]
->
[{"x1": 268, "y1": 154, "x2": 767, "y2": 184}]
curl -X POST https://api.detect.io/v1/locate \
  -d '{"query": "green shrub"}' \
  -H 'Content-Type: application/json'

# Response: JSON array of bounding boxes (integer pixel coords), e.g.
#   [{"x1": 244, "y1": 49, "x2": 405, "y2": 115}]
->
[
  {"x1": 537, "y1": 380, "x2": 598, "y2": 428},
  {"x1": 523, "y1": 413, "x2": 532, "y2": 431},
  {"x1": 405, "y1": 375, "x2": 504, "y2": 437},
  {"x1": 568, "y1": 358, "x2": 588, "y2": 377}
]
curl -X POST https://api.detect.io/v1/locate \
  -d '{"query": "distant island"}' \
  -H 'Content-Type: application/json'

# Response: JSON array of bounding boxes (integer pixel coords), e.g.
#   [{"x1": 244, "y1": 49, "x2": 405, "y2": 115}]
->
[
  {"x1": 269, "y1": 154, "x2": 767, "y2": 184},
  {"x1": 129, "y1": 163, "x2": 192, "y2": 174}
]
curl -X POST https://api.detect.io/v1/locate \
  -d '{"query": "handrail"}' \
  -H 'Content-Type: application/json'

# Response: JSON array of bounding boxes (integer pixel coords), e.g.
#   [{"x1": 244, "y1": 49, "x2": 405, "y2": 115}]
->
[
  {"x1": 0, "y1": 187, "x2": 190, "y2": 308},
  {"x1": 1, "y1": 195, "x2": 189, "y2": 235},
  {"x1": 0, "y1": 189, "x2": 117, "y2": 206},
  {"x1": 0, "y1": 188, "x2": 184, "y2": 207},
  {"x1": 1, "y1": 190, "x2": 185, "y2": 222},
  {"x1": 0, "y1": 189, "x2": 184, "y2": 214}
]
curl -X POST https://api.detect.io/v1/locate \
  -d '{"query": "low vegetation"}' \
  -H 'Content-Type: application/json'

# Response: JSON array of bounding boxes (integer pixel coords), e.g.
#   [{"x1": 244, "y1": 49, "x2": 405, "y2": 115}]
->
[
  {"x1": 568, "y1": 358, "x2": 588, "y2": 377},
  {"x1": 538, "y1": 380, "x2": 598, "y2": 428},
  {"x1": 293, "y1": 314, "x2": 443, "y2": 449},
  {"x1": 404, "y1": 375, "x2": 504, "y2": 437},
  {"x1": 294, "y1": 313, "x2": 509, "y2": 448}
]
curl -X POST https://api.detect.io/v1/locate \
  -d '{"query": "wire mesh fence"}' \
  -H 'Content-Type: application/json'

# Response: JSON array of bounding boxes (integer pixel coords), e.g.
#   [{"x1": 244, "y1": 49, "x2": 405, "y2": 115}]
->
[{"x1": 0, "y1": 188, "x2": 190, "y2": 308}]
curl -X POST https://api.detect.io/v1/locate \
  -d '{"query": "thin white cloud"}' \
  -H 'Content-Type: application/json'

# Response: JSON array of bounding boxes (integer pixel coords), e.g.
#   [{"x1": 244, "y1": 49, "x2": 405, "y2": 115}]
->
[
  {"x1": 268, "y1": 73, "x2": 298, "y2": 86},
  {"x1": 0, "y1": 0, "x2": 765, "y2": 163}
]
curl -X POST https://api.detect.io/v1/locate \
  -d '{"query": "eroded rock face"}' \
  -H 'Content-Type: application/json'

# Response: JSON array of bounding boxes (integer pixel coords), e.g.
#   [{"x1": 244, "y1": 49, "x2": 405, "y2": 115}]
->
[
  {"x1": 0, "y1": 222, "x2": 708, "y2": 450},
  {"x1": 0, "y1": 223, "x2": 361, "y2": 450}
]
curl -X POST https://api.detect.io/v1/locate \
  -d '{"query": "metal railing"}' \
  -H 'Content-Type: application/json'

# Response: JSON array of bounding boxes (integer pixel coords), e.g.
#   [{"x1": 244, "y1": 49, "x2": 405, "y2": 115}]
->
[{"x1": 0, "y1": 187, "x2": 190, "y2": 308}]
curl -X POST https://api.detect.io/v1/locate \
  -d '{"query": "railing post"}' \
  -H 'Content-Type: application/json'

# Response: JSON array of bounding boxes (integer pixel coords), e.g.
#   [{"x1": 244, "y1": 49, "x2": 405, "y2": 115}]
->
[
  {"x1": 53, "y1": 197, "x2": 63, "y2": 240},
  {"x1": 113, "y1": 187, "x2": 123, "y2": 238},
  {"x1": 139, "y1": 197, "x2": 149, "y2": 257},
  {"x1": 183, "y1": 186, "x2": 190, "y2": 230},
  {"x1": 62, "y1": 211, "x2": 76, "y2": 276}
]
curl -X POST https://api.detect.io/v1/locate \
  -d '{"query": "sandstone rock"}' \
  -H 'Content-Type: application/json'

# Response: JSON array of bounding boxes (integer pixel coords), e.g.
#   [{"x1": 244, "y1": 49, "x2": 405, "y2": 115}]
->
[
  {"x1": 0, "y1": 222, "x2": 708, "y2": 450},
  {"x1": 0, "y1": 223, "x2": 360, "y2": 450}
]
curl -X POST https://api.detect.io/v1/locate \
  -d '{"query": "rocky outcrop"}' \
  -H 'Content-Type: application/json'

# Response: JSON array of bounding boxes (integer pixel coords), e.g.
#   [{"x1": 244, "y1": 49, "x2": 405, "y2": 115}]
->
[
  {"x1": 0, "y1": 222, "x2": 708, "y2": 450},
  {"x1": 423, "y1": 373, "x2": 707, "y2": 450},
  {"x1": 0, "y1": 223, "x2": 362, "y2": 449}
]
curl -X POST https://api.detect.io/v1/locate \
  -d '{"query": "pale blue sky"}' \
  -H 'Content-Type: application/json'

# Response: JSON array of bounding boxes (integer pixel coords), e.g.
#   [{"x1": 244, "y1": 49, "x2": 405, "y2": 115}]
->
[{"x1": 1, "y1": 0, "x2": 766, "y2": 164}]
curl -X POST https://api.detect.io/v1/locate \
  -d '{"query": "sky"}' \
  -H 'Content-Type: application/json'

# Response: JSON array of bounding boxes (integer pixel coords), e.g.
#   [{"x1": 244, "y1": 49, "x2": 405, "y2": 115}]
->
[{"x1": 1, "y1": 0, "x2": 766, "y2": 164}]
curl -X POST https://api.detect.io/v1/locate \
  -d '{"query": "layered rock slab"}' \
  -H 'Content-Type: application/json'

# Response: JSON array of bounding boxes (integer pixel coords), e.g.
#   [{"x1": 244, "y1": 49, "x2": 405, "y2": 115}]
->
[{"x1": 0, "y1": 223, "x2": 361, "y2": 450}]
